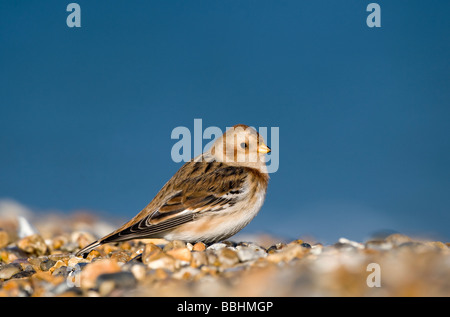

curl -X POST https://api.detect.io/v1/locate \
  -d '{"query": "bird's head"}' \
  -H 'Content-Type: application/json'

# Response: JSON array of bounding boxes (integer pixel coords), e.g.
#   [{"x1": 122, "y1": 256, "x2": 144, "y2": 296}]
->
[{"x1": 208, "y1": 124, "x2": 271, "y2": 172}]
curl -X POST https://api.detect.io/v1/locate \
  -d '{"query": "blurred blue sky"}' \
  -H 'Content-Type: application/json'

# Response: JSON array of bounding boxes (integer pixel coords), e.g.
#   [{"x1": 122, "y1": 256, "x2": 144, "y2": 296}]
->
[{"x1": 1, "y1": 1, "x2": 449, "y2": 243}]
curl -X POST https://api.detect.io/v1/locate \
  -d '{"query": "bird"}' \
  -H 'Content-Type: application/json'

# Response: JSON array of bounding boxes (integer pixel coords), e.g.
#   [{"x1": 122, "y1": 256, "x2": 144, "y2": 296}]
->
[{"x1": 75, "y1": 124, "x2": 271, "y2": 257}]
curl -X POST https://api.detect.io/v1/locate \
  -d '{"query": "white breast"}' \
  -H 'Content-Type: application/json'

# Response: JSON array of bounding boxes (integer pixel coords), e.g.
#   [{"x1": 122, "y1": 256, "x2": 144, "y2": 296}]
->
[{"x1": 164, "y1": 179, "x2": 267, "y2": 243}]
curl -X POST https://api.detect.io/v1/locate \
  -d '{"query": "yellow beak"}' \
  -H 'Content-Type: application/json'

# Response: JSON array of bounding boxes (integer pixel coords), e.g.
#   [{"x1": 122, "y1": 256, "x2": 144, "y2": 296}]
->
[{"x1": 257, "y1": 143, "x2": 271, "y2": 154}]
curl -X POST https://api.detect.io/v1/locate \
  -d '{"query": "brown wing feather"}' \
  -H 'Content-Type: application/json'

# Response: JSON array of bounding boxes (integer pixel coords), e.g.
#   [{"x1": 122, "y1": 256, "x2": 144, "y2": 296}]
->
[{"x1": 96, "y1": 160, "x2": 249, "y2": 244}]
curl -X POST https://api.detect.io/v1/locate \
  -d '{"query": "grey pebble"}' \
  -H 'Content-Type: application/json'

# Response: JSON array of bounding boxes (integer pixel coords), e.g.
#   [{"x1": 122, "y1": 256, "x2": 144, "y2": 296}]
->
[
  {"x1": 96, "y1": 271, "x2": 137, "y2": 289},
  {"x1": 0, "y1": 263, "x2": 22, "y2": 279},
  {"x1": 40, "y1": 259, "x2": 57, "y2": 271}
]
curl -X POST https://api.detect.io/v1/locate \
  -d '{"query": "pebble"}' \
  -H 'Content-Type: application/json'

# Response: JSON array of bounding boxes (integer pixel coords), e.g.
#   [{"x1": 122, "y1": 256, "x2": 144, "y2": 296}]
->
[
  {"x1": 215, "y1": 248, "x2": 240, "y2": 268},
  {"x1": 0, "y1": 230, "x2": 9, "y2": 249},
  {"x1": 0, "y1": 263, "x2": 22, "y2": 279},
  {"x1": 96, "y1": 271, "x2": 137, "y2": 295},
  {"x1": 32, "y1": 271, "x2": 65, "y2": 285},
  {"x1": 86, "y1": 250, "x2": 102, "y2": 261},
  {"x1": 109, "y1": 251, "x2": 131, "y2": 263},
  {"x1": 49, "y1": 260, "x2": 66, "y2": 274},
  {"x1": 338, "y1": 237, "x2": 364, "y2": 249},
  {"x1": 425, "y1": 241, "x2": 448, "y2": 250},
  {"x1": 266, "y1": 243, "x2": 307, "y2": 263},
  {"x1": 51, "y1": 235, "x2": 69, "y2": 250},
  {"x1": 163, "y1": 240, "x2": 186, "y2": 252},
  {"x1": 142, "y1": 243, "x2": 162, "y2": 264},
  {"x1": 17, "y1": 234, "x2": 48, "y2": 256},
  {"x1": 1, "y1": 211, "x2": 449, "y2": 297},
  {"x1": 267, "y1": 243, "x2": 286, "y2": 253},
  {"x1": 145, "y1": 252, "x2": 177, "y2": 271},
  {"x1": 67, "y1": 256, "x2": 89, "y2": 268},
  {"x1": 333, "y1": 242, "x2": 358, "y2": 252},
  {"x1": 193, "y1": 242, "x2": 206, "y2": 252},
  {"x1": 52, "y1": 267, "x2": 71, "y2": 279},
  {"x1": 71, "y1": 231, "x2": 96, "y2": 249},
  {"x1": 190, "y1": 250, "x2": 208, "y2": 268},
  {"x1": 397, "y1": 241, "x2": 431, "y2": 253},
  {"x1": 166, "y1": 247, "x2": 192, "y2": 262},
  {"x1": 11, "y1": 267, "x2": 36, "y2": 279},
  {"x1": 385, "y1": 233, "x2": 412, "y2": 247},
  {"x1": 172, "y1": 266, "x2": 200, "y2": 280},
  {"x1": 129, "y1": 263, "x2": 147, "y2": 281},
  {"x1": 17, "y1": 216, "x2": 39, "y2": 239},
  {"x1": 207, "y1": 242, "x2": 228, "y2": 250},
  {"x1": 365, "y1": 240, "x2": 393, "y2": 251},
  {"x1": 236, "y1": 245, "x2": 266, "y2": 262},
  {"x1": 40, "y1": 258, "x2": 57, "y2": 271},
  {"x1": 80, "y1": 259, "x2": 121, "y2": 289}
]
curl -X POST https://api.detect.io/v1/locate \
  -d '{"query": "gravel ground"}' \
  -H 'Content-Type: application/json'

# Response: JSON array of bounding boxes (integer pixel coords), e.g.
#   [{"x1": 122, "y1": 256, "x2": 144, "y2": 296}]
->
[{"x1": 0, "y1": 211, "x2": 449, "y2": 297}]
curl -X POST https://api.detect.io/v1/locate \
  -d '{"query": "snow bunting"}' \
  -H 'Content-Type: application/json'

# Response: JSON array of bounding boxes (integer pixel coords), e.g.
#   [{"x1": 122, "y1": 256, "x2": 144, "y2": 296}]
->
[{"x1": 76, "y1": 124, "x2": 271, "y2": 256}]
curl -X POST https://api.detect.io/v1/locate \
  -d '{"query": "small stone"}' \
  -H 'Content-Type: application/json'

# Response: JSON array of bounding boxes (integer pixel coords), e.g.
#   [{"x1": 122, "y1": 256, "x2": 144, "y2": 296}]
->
[
  {"x1": 266, "y1": 243, "x2": 306, "y2": 263},
  {"x1": 80, "y1": 259, "x2": 121, "y2": 289},
  {"x1": 365, "y1": 240, "x2": 393, "y2": 251},
  {"x1": 163, "y1": 240, "x2": 186, "y2": 252},
  {"x1": 267, "y1": 243, "x2": 286, "y2": 253},
  {"x1": 398, "y1": 241, "x2": 430, "y2": 252},
  {"x1": 145, "y1": 252, "x2": 177, "y2": 271},
  {"x1": 71, "y1": 231, "x2": 96, "y2": 250},
  {"x1": 193, "y1": 242, "x2": 206, "y2": 252},
  {"x1": 17, "y1": 234, "x2": 48, "y2": 256},
  {"x1": 142, "y1": 243, "x2": 163, "y2": 265},
  {"x1": 190, "y1": 251, "x2": 208, "y2": 268},
  {"x1": 86, "y1": 250, "x2": 102, "y2": 261},
  {"x1": 172, "y1": 266, "x2": 200, "y2": 280},
  {"x1": 236, "y1": 245, "x2": 266, "y2": 262},
  {"x1": 48, "y1": 253, "x2": 70, "y2": 262},
  {"x1": 216, "y1": 248, "x2": 239, "y2": 268},
  {"x1": 102, "y1": 244, "x2": 119, "y2": 255},
  {"x1": 109, "y1": 250, "x2": 131, "y2": 263},
  {"x1": 153, "y1": 268, "x2": 169, "y2": 280},
  {"x1": 11, "y1": 267, "x2": 36, "y2": 279},
  {"x1": 67, "y1": 256, "x2": 89, "y2": 268},
  {"x1": 0, "y1": 263, "x2": 22, "y2": 279},
  {"x1": 49, "y1": 260, "x2": 67, "y2": 274},
  {"x1": 0, "y1": 230, "x2": 9, "y2": 249},
  {"x1": 17, "y1": 216, "x2": 39, "y2": 239},
  {"x1": 310, "y1": 243, "x2": 323, "y2": 255},
  {"x1": 27, "y1": 256, "x2": 47, "y2": 269},
  {"x1": 338, "y1": 237, "x2": 364, "y2": 249},
  {"x1": 385, "y1": 234, "x2": 412, "y2": 247},
  {"x1": 52, "y1": 266, "x2": 71, "y2": 279},
  {"x1": 425, "y1": 241, "x2": 448, "y2": 250},
  {"x1": 207, "y1": 242, "x2": 227, "y2": 250},
  {"x1": 333, "y1": 242, "x2": 357, "y2": 252},
  {"x1": 98, "y1": 280, "x2": 115, "y2": 296},
  {"x1": 40, "y1": 259, "x2": 57, "y2": 271},
  {"x1": 60, "y1": 242, "x2": 79, "y2": 253},
  {"x1": 96, "y1": 271, "x2": 137, "y2": 295},
  {"x1": 51, "y1": 235, "x2": 69, "y2": 250},
  {"x1": 166, "y1": 247, "x2": 192, "y2": 262},
  {"x1": 32, "y1": 271, "x2": 65, "y2": 285},
  {"x1": 120, "y1": 241, "x2": 133, "y2": 251},
  {"x1": 130, "y1": 263, "x2": 147, "y2": 281},
  {"x1": 205, "y1": 250, "x2": 220, "y2": 266}
]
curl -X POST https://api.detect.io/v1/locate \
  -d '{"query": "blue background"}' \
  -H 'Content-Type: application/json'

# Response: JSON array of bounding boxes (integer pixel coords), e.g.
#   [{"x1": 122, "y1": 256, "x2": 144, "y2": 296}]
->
[{"x1": 1, "y1": 1, "x2": 449, "y2": 243}]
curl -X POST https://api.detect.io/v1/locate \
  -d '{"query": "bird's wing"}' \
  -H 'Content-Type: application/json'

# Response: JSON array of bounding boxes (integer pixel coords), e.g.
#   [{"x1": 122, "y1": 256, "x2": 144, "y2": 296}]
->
[{"x1": 100, "y1": 161, "x2": 249, "y2": 243}]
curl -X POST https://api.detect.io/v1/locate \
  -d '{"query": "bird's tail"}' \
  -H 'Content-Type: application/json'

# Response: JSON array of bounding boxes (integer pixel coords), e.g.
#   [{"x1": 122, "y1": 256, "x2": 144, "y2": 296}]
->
[{"x1": 75, "y1": 240, "x2": 102, "y2": 258}]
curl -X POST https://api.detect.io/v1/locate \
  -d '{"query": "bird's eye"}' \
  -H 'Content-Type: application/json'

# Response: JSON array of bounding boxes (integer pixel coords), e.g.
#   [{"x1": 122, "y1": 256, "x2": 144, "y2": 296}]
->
[{"x1": 240, "y1": 142, "x2": 248, "y2": 149}]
